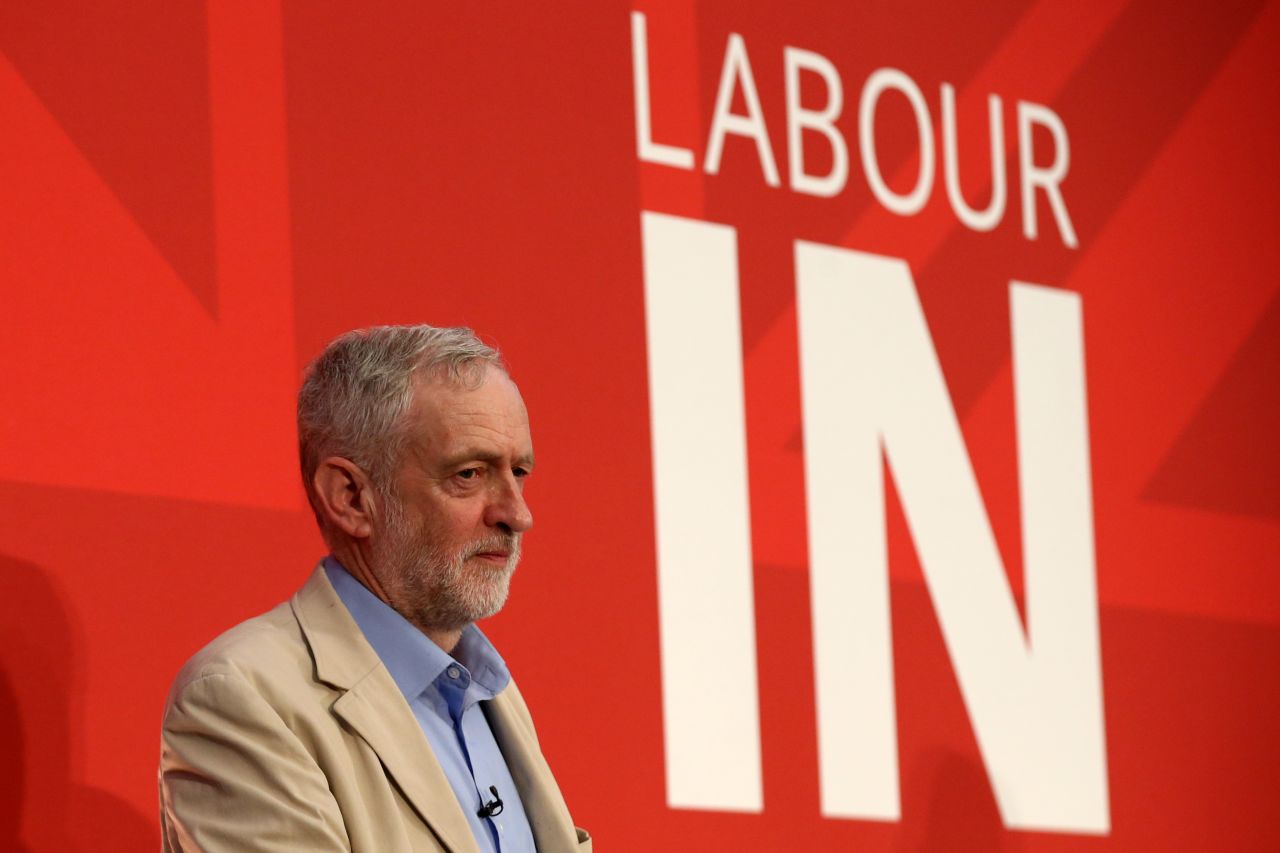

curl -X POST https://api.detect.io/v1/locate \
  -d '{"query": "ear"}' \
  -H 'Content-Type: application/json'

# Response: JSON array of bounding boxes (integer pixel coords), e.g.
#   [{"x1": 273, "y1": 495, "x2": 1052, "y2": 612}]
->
[{"x1": 312, "y1": 456, "x2": 380, "y2": 540}]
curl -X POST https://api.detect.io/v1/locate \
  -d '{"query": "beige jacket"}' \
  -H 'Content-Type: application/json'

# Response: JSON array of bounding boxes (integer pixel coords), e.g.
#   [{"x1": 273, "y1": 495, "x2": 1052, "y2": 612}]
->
[{"x1": 159, "y1": 565, "x2": 590, "y2": 852}]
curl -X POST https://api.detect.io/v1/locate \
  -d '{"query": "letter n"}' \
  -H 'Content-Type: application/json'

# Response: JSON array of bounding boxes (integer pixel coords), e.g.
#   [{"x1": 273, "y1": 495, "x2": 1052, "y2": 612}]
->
[{"x1": 795, "y1": 242, "x2": 1109, "y2": 834}]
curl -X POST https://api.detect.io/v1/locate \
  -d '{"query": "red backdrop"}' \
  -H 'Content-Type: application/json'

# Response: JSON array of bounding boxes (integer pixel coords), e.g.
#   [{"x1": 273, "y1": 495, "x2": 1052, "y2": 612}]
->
[{"x1": 1, "y1": 1, "x2": 1276, "y2": 850}]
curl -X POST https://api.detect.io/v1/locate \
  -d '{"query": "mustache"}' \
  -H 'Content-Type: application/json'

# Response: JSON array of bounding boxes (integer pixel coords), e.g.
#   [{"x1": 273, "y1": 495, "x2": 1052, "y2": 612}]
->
[{"x1": 460, "y1": 534, "x2": 522, "y2": 562}]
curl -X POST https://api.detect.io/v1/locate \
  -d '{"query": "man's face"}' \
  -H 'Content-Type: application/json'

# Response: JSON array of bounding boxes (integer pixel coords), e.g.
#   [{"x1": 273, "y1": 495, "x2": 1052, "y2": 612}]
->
[{"x1": 371, "y1": 365, "x2": 534, "y2": 633}]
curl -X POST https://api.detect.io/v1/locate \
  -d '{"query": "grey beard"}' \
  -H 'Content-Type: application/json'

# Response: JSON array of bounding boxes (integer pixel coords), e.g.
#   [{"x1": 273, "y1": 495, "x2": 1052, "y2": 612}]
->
[
  {"x1": 409, "y1": 534, "x2": 521, "y2": 632},
  {"x1": 375, "y1": 502, "x2": 521, "y2": 634}
]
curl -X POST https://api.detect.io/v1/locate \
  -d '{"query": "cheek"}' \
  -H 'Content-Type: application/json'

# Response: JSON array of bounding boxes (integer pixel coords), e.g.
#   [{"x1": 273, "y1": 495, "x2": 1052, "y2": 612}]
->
[{"x1": 425, "y1": 501, "x2": 486, "y2": 543}]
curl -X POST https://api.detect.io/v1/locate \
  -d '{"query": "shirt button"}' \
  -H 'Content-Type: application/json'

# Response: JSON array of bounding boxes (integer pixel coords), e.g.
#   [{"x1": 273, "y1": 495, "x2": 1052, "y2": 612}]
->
[{"x1": 446, "y1": 666, "x2": 461, "y2": 680}]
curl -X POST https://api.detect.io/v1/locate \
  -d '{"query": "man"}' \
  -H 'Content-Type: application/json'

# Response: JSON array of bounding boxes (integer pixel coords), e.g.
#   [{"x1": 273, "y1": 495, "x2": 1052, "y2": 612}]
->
[{"x1": 159, "y1": 325, "x2": 589, "y2": 852}]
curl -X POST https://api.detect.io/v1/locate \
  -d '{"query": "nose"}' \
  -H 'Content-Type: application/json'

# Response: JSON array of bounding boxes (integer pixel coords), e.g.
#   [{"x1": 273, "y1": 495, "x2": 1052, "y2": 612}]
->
[{"x1": 485, "y1": 472, "x2": 533, "y2": 534}]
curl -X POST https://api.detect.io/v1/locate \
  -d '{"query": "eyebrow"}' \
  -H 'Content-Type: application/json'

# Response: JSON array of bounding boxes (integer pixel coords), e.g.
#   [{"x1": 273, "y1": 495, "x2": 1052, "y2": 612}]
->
[{"x1": 440, "y1": 448, "x2": 536, "y2": 470}]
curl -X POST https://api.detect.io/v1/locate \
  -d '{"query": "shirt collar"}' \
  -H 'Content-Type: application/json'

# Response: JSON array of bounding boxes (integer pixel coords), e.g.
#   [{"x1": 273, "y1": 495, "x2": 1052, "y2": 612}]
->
[{"x1": 323, "y1": 557, "x2": 511, "y2": 702}]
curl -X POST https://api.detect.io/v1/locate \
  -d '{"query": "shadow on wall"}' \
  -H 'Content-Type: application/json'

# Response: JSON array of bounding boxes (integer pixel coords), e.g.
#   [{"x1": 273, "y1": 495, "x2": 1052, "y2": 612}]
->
[
  {"x1": 895, "y1": 750, "x2": 1025, "y2": 853},
  {"x1": 0, "y1": 556, "x2": 153, "y2": 851}
]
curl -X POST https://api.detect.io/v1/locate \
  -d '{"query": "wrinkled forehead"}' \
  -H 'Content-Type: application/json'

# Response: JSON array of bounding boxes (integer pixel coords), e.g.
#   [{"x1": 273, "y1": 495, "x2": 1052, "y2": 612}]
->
[
  {"x1": 409, "y1": 360, "x2": 518, "y2": 402},
  {"x1": 405, "y1": 363, "x2": 529, "y2": 434},
  {"x1": 412, "y1": 356, "x2": 506, "y2": 391},
  {"x1": 395, "y1": 366, "x2": 530, "y2": 474}
]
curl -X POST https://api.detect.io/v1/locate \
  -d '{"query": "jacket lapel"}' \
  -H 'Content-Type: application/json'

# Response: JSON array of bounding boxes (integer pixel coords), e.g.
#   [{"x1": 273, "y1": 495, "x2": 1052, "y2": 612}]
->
[
  {"x1": 333, "y1": 680, "x2": 479, "y2": 853},
  {"x1": 291, "y1": 566, "x2": 480, "y2": 853},
  {"x1": 486, "y1": 686, "x2": 580, "y2": 853}
]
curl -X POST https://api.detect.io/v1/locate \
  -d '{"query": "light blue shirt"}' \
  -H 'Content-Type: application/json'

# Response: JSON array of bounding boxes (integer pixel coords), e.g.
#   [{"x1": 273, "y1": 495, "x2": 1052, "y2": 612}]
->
[{"x1": 325, "y1": 558, "x2": 537, "y2": 853}]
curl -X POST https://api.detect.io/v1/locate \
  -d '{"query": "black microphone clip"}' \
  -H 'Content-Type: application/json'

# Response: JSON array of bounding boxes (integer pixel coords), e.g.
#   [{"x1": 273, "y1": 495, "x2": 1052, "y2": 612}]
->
[{"x1": 477, "y1": 785, "x2": 504, "y2": 819}]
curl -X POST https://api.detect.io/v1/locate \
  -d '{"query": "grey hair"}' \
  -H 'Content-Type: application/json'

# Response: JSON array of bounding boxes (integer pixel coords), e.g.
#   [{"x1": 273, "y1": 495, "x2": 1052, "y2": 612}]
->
[{"x1": 297, "y1": 325, "x2": 505, "y2": 533}]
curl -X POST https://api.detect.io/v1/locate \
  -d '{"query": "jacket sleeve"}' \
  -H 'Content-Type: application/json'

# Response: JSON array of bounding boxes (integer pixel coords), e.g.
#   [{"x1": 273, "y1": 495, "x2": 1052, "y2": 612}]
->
[{"x1": 159, "y1": 670, "x2": 350, "y2": 852}]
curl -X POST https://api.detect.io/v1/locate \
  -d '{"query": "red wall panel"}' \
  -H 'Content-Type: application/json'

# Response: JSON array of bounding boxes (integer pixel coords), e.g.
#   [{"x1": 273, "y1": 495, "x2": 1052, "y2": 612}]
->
[{"x1": 0, "y1": 1, "x2": 1275, "y2": 849}]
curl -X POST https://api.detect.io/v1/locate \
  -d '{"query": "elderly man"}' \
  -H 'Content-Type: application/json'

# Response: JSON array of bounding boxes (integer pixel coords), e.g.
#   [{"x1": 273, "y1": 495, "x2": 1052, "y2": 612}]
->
[{"x1": 159, "y1": 326, "x2": 589, "y2": 852}]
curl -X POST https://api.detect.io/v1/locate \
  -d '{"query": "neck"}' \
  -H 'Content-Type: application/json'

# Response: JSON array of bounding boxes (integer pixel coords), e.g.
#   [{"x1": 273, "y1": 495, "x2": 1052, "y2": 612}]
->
[
  {"x1": 329, "y1": 541, "x2": 466, "y2": 654},
  {"x1": 424, "y1": 627, "x2": 464, "y2": 655},
  {"x1": 329, "y1": 541, "x2": 388, "y2": 603}
]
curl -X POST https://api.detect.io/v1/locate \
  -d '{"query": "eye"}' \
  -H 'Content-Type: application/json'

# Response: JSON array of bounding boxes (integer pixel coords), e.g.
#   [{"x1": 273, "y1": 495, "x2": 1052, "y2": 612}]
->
[
  {"x1": 456, "y1": 468, "x2": 480, "y2": 481},
  {"x1": 513, "y1": 466, "x2": 530, "y2": 479}
]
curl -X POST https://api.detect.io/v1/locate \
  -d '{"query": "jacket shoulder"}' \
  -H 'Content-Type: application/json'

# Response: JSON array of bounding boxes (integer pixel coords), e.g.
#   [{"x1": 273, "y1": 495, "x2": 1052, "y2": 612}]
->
[{"x1": 167, "y1": 600, "x2": 312, "y2": 703}]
